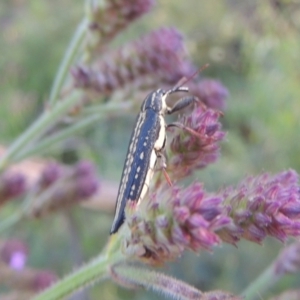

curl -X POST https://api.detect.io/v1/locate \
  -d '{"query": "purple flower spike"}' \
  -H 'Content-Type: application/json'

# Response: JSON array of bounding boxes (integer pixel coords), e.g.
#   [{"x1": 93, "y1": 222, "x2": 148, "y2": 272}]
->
[
  {"x1": 28, "y1": 160, "x2": 100, "y2": 218},
  {"x1": 122, "y1": 183, "x2": 229, "y2": 265},
  {"x1": 275, "y1": 241, "x2": 300, "y2": 276},
  {"x1": 121, "y1": 169, "x2": 300, "y2": 265},
  {"x1": 32, "y1": 270, "x2": 57, "y2": 291},
  {"x1": 40, "y1": 162, "x2": 62, "y2": 188},
  {"x1": 0, "y1": 172, "x2": 27, "y2": 204},
  {"x1": 9, "y1": 251, "x2": 27, "y2": 270},
  {"x1": 0, "y1": 239, "x2": 28, "y2": 270},
  {"x1": 75, "y1": 176, "x2": 99, "y2": 199},
  {"x1": 74, "y1": 160, "x2": 96, "y2": 177},
  {"x1": 189, "y1": 79, "x2": 229, "y2": 111},
  {"x1": 87, "y1": 0, "x2": 155, "y2": 53},
  {"x1": 74, "y1": 160, "x2": 99, "y2": 199},
  {"x1": 219, "y1": 170, "x2": 300, "y2": 244},
  {"x1": 167, "y1": 105, "x2": 225, "y2": 180},
  {"x1": 73, "y1": 27, "x2": 192, "y2": 97}
]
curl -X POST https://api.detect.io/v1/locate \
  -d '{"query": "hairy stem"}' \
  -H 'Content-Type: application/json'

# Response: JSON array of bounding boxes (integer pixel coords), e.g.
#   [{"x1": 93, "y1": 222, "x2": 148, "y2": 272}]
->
[
  {"x1": 14, "y1": 101, "x2": 132, "y2": 161},
  {"x1": 33, "y1": 235, "x2": 123, "y2": 300},
  {"x1": 241, "y1": 264, "x2": 277, "y2": 300},
  {"x1": 48, "y1": 18, "x2": 88, "y2": 106},
  {"x1": 111, "y1": 263, "x2": 203, "y2": 300},
  {"x1": 0, "y1": 92, "x2": 81, "y2": 171}
]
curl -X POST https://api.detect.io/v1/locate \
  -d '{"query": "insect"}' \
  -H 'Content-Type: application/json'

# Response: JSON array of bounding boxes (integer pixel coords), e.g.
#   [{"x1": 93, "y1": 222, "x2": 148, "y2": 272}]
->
[{"x1": 110, "y1": 83, "x2": 198, "y2": 234}]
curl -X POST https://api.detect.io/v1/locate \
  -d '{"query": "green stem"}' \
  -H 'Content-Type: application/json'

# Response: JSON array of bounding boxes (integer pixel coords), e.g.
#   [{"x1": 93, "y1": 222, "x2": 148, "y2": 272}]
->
[
  {"x1": 14, "y1": 102, "x2": 132, "y2": 161},
  {"x1": 0, "y1": 180, "x2": 49, "y2": 232},
  {"x1": 112, "y1": 263, "x2": 203, "y2": 300},
  {"x1": 33, "y1": 236, "x2": 123, "y2": 300},
  {"x1": 0, "y1": 211, "x2": 23, "y2": 233},
  {"x1": 16, "y1": 115, "x2": 100, "y2": 161},
  {"x1": 33, "y1": 254, "x2": 108, "y2": 300},
  {"x1": 241, "y1": 264, "x2": 278, "y2": 300},
  {"x1": 0, "y1": 18, "x2": 89, "y2": 169},
  {"x1": 0, "y1": 92, "x2": 81, "y2": 171},
  {"x1": 48, "y1": 18, "x2": 88, "y2": 106}
]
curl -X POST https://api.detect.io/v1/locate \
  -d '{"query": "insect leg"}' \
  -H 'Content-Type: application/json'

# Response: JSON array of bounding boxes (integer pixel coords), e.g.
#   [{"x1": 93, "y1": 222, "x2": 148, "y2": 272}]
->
[
  {"x1": 167, "y1": 96, "x2": 199, "y2": 115},
  {"x1": 156, "y1": 151, "x2": 172, "y2": 186},
  {"x1": 167, "y1": 94, "x2": 209, "y2": 137},
  {"x1": 167, "y1": 122, "x2": 202, "y2": 138}
]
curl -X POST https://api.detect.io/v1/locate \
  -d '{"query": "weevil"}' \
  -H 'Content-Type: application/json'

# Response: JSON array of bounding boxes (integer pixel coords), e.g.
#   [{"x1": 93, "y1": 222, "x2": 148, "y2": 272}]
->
[{"x1": 110, "y1": 84, "x2": 198, "y2": 234}]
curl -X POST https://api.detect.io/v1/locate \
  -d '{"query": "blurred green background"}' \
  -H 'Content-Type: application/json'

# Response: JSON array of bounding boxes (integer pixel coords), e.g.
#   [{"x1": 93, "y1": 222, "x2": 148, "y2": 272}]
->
[{"x1": 1, "y1": 0, "x2": 300, "y2": 299}]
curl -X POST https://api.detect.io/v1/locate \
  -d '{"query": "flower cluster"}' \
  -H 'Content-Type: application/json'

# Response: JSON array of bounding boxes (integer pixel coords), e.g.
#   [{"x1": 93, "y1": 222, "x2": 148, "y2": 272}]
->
[
  {"x1": 27, "y1": 161, "x2": 99, "y2": 218},
  {"x1": 218, "y1": 170, "x2": 300, "y2": 244},
  {"x1": 121, "y1": 170, "x2": 300, "y2": 265},
  {"x1": 0, "y1": 239, "x2": 28, "y2": 270},
  {"x1": 72, "y1": 27, "x2": 192, "y2": 97},
  {"x1": 122, "y1": 183, "x2": 229, "y2": 265},
  {"x1": 30, "y1": 270, "x2": 57, "y2": 292},
  {"x1": 38, "y1": 162, "x2": 63, "y2": 189},
  {"x1": 0, "y1": 171, "x2": 27, "y2": 205},
  {"x1": 0, "y1": 265, "x2": 57, "y2": 293},
  {"x1": 274, "y1": 241, "x2": 300, "y2": 276},
  {"x1": 0, "y1": 239, "x2": 56, "y2": 294},
  {"x1": 86, "y1": 0, "x2": 155, "y2": 54},
  {"x1": 188, "y1": 79, "x2": 229, "y2": 111},
  {"x1": 166, "y1": 104, "x2": 225, "y2": 181}
]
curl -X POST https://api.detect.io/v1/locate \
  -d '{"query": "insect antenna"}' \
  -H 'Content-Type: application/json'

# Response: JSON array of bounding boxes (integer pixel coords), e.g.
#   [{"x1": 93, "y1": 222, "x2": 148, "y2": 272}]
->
[{"x1": 167, "y1": 63, "x2": 209, "y2": 95}]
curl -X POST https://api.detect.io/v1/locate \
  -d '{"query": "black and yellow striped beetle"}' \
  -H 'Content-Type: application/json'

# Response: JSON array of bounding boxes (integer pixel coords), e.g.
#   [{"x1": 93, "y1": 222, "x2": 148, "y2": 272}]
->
[{"x1": 110, "y1": 85, "x2": 198, "y2": 234}]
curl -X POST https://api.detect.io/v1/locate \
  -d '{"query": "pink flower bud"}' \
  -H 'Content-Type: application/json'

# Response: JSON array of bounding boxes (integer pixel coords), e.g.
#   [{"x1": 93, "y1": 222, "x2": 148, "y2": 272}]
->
[
  {"x1": 0, "y1": 239, "x2": 28, "y2": 270},
  {"x1": 0, "y1": 172, "x2": 27, "y2": 204}
]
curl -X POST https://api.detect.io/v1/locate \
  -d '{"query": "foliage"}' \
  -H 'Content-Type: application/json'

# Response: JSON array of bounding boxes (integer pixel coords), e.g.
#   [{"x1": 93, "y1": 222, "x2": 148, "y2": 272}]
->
[{"x1": 0, "y1": 1, "x2": 300, "y2": 300}]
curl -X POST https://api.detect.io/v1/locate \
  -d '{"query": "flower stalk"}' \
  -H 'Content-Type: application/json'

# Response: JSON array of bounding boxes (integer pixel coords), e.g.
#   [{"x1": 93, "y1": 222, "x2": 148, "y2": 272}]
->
[
  {"x1": 0, "y1": 92, "x2": 82, "y2": 172},
  {"x1": 48, "y1": 18, "x2": 89, "y2": 106},
  {"x1": 14, "y1": 101, "x2": 132, "y2": 161},
  {"x1": 33, "y1": 235, "x2": 123, "y2": 300},
  {"x1": 241, "y1": 241, "x2": 300, "y2": 300}
]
